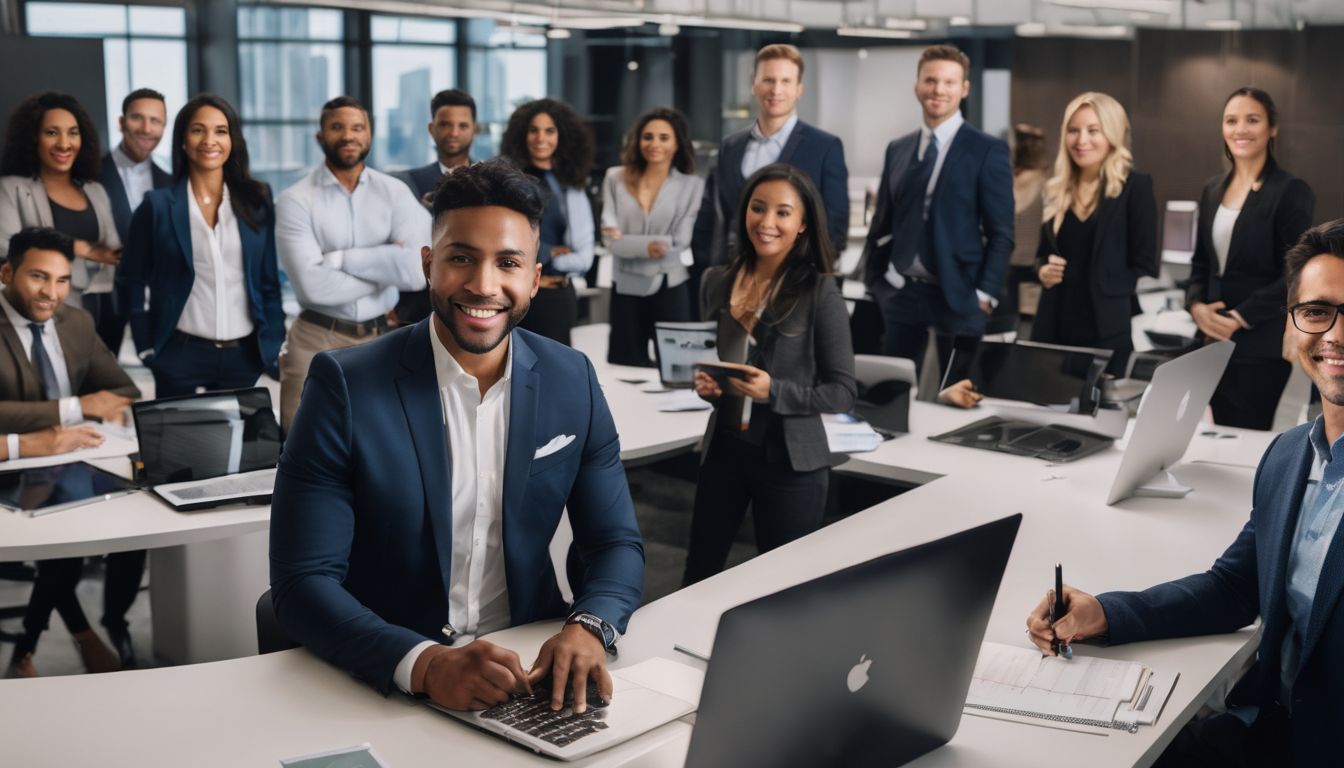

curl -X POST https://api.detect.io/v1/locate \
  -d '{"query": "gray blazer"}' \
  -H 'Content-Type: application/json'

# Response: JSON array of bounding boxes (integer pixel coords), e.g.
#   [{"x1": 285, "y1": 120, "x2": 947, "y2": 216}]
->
[
  {"x1": 699, "y1": 266, "x2": 857, "y2": 472},
  {"x1": 0, "y1": 175, "x2": 121, "y2": 295},
  {"x1": 600, "y1": 166, "x2": 703, "y2": 297}
]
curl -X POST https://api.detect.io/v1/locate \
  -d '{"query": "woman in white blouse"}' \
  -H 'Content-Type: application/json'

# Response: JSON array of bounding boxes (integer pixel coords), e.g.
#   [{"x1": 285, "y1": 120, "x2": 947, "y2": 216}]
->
[{"x1": 600, "y1": 107, "x2": 704, "y2": 366}]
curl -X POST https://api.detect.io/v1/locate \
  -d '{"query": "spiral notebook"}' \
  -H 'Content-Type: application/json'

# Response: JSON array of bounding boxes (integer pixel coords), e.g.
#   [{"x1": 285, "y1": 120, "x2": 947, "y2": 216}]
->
[{"x1": 963, "y1": 643, "x2": 1178, "y2": 734}]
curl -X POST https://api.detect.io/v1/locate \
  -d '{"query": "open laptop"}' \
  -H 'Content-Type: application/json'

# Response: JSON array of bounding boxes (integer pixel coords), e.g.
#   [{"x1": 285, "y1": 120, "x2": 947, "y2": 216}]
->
[
  {"x1": 686, "y1": 514, "x2": 1022, "y2": 768},
  {"x1": 1106, "y1": 340, "x2": 1234, "y2": 504},
  {"x1": 652, "y1": 321, "x2": 718, "y2": 388},
  {"x1": 131, "y1": 387, "x2": 281, "y2": 511},
  {"x1": 854, "y1": 377, "x2": 911, "y2": 438}
]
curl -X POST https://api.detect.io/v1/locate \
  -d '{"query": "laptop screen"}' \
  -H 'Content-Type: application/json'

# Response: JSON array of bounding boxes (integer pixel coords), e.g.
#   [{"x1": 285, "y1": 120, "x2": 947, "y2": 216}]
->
[
  {"x1": 653, "y1": 322, "x2": 718, "y2": 388},
  {"x1": 963, "y1": 341, "x2": 1111, "y2": 413},
  {"x1": 132, "y1": 388, "x2": 281, "y2": 485}
]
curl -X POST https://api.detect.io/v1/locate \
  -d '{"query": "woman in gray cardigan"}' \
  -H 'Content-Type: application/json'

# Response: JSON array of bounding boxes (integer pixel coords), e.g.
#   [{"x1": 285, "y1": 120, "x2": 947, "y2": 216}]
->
[
  {"x1": 682, "y1": 163, "x2": 856, "y2": 585},
  {"x1": 0, "y1": 93, "x2": 122, "y2": 335},
  {"x1": 600, "y1": 107, "x2": 703, "y2": 366}
]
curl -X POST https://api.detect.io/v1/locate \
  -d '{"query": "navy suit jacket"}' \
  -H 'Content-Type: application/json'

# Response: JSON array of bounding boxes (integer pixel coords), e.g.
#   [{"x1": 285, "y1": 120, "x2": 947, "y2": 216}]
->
[
  {"x1": 1098, "y1": 422, "x2": 1344, "y2": 765},
  {"x1": 692, "y1": 120, "x2": 849, "y2": 266},
  {"x1": 118, "y1": 180, "x2": 285, "y2": 367},
  {"x1": 269, "y1": 321, "x2": 645, "y2": 694},
  {"x1": 98, "y1": 151, "x2": 171, "y2": 244},
  {"x1": 392, "y1": 162, "x2": 442, "y2": 207},
  {"x1": 861, "y1": 123, "x2": 1014, "y2": 327}
]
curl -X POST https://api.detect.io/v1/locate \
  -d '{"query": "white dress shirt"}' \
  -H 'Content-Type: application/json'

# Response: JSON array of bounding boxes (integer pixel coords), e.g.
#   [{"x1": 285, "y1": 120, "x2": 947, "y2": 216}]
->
[
  {"x1": 112, "y1": 145, "x2": 155, "y2": 214},
  {"x1": 275, "y1": 165, "x2": 429, "y2": 322},
  {"x1": 0, "y1": 291, "x2": 82, "y2": 424},
  {"x1": 1212, "y1": 204, "x2": 1240, "y2": 277},
  {"x1": 393, "y1": 320, "x2": 514, "y2": 693},
  {"x1": 177, "y1": 183, "x2": 255, "y2": 341},
  {"x1": 740, "y1": 113, "x2": 799, "y2": 179}
]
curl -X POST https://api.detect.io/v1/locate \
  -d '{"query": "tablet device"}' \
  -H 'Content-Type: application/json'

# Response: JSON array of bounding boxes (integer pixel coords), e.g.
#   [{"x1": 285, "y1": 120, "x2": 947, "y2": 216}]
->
[
  {"x1": 0, "y1": 461, "x2": 137, "y2": 517},
  {"x1": 694, "y1": 361, "x2": 751, "y2": 391}
]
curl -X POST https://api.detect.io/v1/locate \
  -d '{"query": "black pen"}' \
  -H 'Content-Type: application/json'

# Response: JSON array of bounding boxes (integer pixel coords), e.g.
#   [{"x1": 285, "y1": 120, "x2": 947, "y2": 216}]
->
[{"x1": 1051, "y1": 563, "x2": 1073, "y2": 660}]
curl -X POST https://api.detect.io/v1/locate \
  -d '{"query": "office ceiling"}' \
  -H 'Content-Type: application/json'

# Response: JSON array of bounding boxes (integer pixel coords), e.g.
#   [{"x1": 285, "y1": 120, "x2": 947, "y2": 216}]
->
[{"x1": 288, "y1": 1, "x2": 1344, "y2": 34}]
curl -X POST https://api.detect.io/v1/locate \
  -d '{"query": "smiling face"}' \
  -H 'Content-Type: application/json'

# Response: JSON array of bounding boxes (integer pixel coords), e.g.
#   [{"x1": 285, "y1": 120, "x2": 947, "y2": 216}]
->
[
  {"x1": 118, "y1": 97, "x2": 166, "y2": 164},
  {"x1": 317, "y1": 105, "x2": 370, "y2": 171},
  {"x1": 1222, "y1": 94, "x2": 1275, "y2": 165},
  {"x1": 423, "y1": 205, "x2": 541, "y2": 357},
  {"x1": 744, "y1": 178, "x2": 807, "y2": 263},
  {"x1": 1293, "y1": 255, "x2": 1344, "y2": 406},
  {"x1": 638, "y1": 118, "x2": 677, "y2": 167},
  {"x1": 751, "y1": 57, "x2": 803, "y2": 123},
  {"x1": 1, "y1": 247, "x2": 71, "y2": 324},
  {"x1": 526, "y1": 112, "x2": 558, "y2": 168},
  {"x1": 37, "y1": 108, "x2": 80, "y2": 176},
  {"x1": 430, "y1": 105, "x2": 476, "y2": 164},
  {"x1": 914, "y1": 59, "x2": 969, "y2": 127},
  {"x1": 1065, "y1": 105, "x2": 1112, "y2": 174},
  {"x1": 182, "y1": 105, "x2": 232, "y2": 174}
]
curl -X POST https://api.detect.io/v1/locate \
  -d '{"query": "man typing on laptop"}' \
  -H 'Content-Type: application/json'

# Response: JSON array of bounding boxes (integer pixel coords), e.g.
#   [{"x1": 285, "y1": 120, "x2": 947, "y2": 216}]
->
[{"x1": 270, "y1": 160, "x2": 644, "y2": 717}]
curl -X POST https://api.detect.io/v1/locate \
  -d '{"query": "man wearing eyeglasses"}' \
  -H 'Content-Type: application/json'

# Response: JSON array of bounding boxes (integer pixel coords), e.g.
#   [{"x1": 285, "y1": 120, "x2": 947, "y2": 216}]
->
[{"x1": 1023, "y1": 219, "x2": 1344, "y2": 767}]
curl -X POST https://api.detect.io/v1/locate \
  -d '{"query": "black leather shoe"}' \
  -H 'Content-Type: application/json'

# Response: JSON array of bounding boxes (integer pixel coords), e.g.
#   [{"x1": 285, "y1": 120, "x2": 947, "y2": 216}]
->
[{"x1": 106, "y1": 625, "x2": 137, "y2": 669}]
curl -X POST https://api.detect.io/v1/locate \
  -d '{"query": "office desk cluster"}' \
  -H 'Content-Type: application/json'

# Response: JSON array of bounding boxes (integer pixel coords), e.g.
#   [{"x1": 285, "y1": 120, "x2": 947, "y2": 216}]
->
[{"x1": 1, "y1": 324, "x2": 1274, "y2": 767}]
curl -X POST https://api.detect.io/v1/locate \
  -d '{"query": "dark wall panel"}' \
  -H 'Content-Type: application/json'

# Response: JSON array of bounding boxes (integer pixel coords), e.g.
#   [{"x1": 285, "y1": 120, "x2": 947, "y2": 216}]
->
[{"x1": 0, "y1": 35, "x2": 107, "y2": 151}]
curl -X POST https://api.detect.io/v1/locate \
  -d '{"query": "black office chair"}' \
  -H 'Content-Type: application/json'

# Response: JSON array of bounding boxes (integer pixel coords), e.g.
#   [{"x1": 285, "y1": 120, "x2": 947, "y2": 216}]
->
[{"x1": 255, "y1": 588, "x2": 299, "y2": 654}]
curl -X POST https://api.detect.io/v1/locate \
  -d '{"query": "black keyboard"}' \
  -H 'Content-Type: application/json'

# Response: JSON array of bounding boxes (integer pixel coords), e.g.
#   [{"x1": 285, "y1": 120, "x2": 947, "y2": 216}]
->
[{"x1": 479, "y1": 679, "x2": 611, "y2": 748}]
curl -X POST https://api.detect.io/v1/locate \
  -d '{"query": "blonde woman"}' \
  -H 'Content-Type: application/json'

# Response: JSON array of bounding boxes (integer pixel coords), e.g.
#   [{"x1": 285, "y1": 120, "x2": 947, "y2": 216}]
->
[{"x1": 1033, "y1": 92, "x2": 1156, "y2": 376}]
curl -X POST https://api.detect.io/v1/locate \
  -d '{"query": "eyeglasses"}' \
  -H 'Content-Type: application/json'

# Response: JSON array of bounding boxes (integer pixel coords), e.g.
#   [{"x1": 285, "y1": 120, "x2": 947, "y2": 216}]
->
[{"x1": 1288, "y1": 301, "x2": 1344, "y2": 334}]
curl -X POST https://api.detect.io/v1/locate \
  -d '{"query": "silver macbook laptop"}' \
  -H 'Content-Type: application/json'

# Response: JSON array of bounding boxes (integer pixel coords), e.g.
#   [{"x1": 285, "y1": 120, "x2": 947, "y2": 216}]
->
[{"x1": 131, "y1": 387, "x2": 281, "y2": 511}]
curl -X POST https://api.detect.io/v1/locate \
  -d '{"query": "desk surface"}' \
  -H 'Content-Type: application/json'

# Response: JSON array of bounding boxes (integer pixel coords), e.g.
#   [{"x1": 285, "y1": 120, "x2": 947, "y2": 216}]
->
[{"x1": 0, "y1": 326, "x2": 1281, "y2": 768}]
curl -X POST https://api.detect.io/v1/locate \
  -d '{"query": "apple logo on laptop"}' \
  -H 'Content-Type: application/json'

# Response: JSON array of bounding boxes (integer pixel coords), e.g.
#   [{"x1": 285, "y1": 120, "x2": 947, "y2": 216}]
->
[
  {"x1": 847, "y1": 654, "x2": 872, "y2": 693},
  {"x1": 1175, "y1": 389, "x2": 1192, "y2": 422}
]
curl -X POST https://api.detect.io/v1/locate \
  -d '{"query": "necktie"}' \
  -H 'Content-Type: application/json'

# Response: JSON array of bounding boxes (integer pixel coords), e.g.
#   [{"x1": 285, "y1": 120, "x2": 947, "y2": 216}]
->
[
  {"x1": 888, "y1": 133, "x2": 940, "y2": 274},
  {"x1": 29, "y1": 322, "x2": 61, "y2": 401}
]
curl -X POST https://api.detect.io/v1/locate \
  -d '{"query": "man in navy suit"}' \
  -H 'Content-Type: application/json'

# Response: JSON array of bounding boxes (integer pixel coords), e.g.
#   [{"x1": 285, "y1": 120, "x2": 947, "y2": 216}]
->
[
  {"x1": 861, "y1": 44, "x2": 1013, "y2": 382},
  {"x1": 97, "y1": 88, "x2": 171, "y2": 355},
  {"x1": 691, "y1": 44, "x2": 849, "y2": 273},
  {"x1": 391, "y1": 89, "x2": 478, "y2": 327},
  {"x1": 271, "y1": 159, "x2": 644, "y2": 715},
  {"x1": 1028, "y1": 221, "x2": 1344, "y2": 766}
]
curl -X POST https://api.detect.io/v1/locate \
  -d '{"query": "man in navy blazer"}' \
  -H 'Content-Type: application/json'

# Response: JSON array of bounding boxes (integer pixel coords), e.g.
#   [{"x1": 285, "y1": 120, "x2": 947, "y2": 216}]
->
[
  {"x1": 271, "y1": 159, "x2": 644, "y2": 715},
  {"x1": 861, "y1": 45, "x2": 1013, "y2": 381},
  {"x1": 96, "y1": 88, "x2": 171, "y2": 355},
  {"x1": 691, "y1": 44, "x2": 848, "y2": 273},
  {"x1": 1029, "y1": 222, "x2": 1344, "y2": 766}
]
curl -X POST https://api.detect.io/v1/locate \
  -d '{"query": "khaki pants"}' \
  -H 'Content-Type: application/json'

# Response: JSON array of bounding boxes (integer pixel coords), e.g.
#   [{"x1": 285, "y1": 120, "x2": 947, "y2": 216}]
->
[{"x1": 279, "y1": 315, "x2": 385, "y2": 431}]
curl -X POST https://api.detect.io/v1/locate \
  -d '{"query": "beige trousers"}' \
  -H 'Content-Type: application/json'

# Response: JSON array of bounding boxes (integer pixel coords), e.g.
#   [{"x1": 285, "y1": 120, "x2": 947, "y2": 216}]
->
[{"x1": 279, "y1": 315, "x2": 386, "y2": 431}]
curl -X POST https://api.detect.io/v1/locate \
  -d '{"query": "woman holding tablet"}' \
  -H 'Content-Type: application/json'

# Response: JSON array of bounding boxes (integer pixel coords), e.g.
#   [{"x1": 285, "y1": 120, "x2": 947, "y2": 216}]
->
[{"x1": 682, "y1": 163, "x2": 856, "y2": 585}]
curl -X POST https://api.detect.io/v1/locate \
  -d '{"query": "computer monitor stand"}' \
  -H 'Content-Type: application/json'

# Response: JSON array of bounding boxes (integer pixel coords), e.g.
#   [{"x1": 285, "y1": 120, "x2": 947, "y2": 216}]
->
[{"x1": 1132, "y1": 469, "x2": 1193, "y2": 499}]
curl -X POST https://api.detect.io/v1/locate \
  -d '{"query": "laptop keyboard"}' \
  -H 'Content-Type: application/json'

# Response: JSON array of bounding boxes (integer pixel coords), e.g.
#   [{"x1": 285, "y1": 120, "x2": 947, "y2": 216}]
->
[
  {"x1": 169, "y1": 469, "x2": 276, "y2": 501},
  {"x1": 479, "y1": 679, "x2": 611, "y2": 747}
]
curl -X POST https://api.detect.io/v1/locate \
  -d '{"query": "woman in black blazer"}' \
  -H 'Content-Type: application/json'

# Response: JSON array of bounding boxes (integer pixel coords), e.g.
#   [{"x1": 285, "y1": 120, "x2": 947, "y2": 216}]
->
[
  {"x1": 1034, "y1": 92, "x2": 1157, "y2": 377},
  {"x1": 1187, "y1": 87, "x2": 1313, "y2": 430},
  {"x1": 682, "y1": 163, "x2": 856, "y2": 586}
]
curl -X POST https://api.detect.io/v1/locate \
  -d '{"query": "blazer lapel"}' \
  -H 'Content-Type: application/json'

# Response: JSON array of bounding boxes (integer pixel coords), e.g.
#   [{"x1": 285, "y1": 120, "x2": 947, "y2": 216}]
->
[
  {"x1": 1224, "y1": 182, "x2": 1264, "y2": 273},
  {"x1": 395, "y1": 320, "x2": 455, "y2": 604},
  {"x1": 719, "y1": 133, "x2": 748, "y2": 207},
  {"x1": 168, "y1": 182, "x2": 194, "y2": 275},
  {"x1": 0, "y1": 310, "x2": 37, "y2": 396},
  {"x1": 102, "y1": 158, "x2": 132, "y2": 227},
  {"x1": 502, "y1": 331, "x2": 539, "y2": 522},
  {"x1": 1298, "y1": 459, "x2": 1344, "y2": 671},
  {"x1": 930, "y1": 125, "x2": 967, "y2": 203},
  {"x1": 1261, "y1": 437, "x2": 1314, "y2": 652},
  {"x1": 776, "y1": 121, "x2": 807, "y2": 166},
  {"x1": 237, "y1": 211, "x2": 265, "y2": 312}
]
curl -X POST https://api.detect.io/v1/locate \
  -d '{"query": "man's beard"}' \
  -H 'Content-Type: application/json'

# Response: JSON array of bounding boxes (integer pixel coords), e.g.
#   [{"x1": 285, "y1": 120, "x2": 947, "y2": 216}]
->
[
  {"x1": 321, "y1": 139, "x2": 369, "y2": 170},
  {"x1": 429, "y1": 291, "x2": 528, "y2": 354},
  {"x1": 438, "y1": 138, "x2": 472, "y2": 162}
]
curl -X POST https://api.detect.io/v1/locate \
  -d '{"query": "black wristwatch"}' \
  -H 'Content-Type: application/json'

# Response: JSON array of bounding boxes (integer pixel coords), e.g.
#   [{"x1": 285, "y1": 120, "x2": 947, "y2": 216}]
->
[{"x1": 565, "y1": 611, "x2": 618, "y2": 656}]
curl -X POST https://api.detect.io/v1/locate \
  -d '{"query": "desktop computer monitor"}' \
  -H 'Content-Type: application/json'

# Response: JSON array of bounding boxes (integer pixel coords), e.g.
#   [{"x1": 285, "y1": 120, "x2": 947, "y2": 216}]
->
[{"x1": 1161, "y1": 201, "x2": 1198, "y2": 261}]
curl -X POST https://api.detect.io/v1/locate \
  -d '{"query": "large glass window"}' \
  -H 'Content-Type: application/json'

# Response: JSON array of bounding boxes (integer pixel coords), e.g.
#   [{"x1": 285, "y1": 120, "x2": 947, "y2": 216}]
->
[
  {"x1": 463, "y1": 21, "x2": 547, "y2": 159},
  {"x1": 24, "y1": 2, "x2": 188, "y2": 168},
  {"x1": 238, "y1": 5, "x2": 344, "y2": 191},
  {"x1": 370, "y1": 15, "x2": 456, "y2": 171}
]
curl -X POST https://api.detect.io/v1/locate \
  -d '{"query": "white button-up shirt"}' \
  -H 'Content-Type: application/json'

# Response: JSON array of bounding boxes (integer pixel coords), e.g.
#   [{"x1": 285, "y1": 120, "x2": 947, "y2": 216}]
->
[
  {"x1": 394, "y1": 320, "x2": 514, "y2": 692},
  {"x1": 740, "y1": 113, "x2": 799, "y2": 179},
  {"x1": 275, "y1": 165, "x2": 429, "y2": 323},
  {"x1": 112, "y1": 145, "x2": 155, "y2": 214},
  {"x1": 0, "y1": 291, "x2": 82, "y2": 425},
  {"x1": 177, "y1": 183, "x2": 255, "y2": 341}
]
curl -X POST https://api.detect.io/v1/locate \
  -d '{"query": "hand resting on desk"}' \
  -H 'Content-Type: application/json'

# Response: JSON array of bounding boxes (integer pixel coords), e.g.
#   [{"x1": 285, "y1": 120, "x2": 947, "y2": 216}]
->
[
  {"x1": 937, "y1": 379, "x2": 983, "y2": 409},
  {"x1": 1026, "y1": 585, "x2": 1109, "y2": 656}
]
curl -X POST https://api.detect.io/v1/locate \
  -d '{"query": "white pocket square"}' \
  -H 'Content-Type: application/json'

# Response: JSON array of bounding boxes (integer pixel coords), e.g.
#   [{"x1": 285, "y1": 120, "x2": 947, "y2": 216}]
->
[{"x1": 534, "y1": 434, "x2": 576, "y2": 460}]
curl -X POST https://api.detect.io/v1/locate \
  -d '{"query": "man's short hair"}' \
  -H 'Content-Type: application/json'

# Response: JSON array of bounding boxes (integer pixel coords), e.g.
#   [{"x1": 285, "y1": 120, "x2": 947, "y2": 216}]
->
[
  {"x1": 430, "y1": 158, "x2": 546, "y2": 233},
  {"x1": 917, "y1": 44, "x2": 971, "y2": 79},
  {"x1": 121, "y1": 88, "x2": 165, "y2": 116},
  {"x1": 320, "y1": 95, "x2": 370, "y2": 129},
  {"x1": 7, "y1": 227, "x2": 75, "y2": 269},
  {"x1": 1286, "y1": 219, "x2": 1344, "y2": 303},
  {"x1": 430, "y1": 89, "x2": 477, "y2": 122},
  {"x1": 754, "y1": 43, "x2": 805, "y2": 80}
]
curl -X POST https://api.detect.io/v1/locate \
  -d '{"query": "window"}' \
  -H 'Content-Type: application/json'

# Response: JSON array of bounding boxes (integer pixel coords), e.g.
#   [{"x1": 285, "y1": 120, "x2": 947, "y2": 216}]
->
[
  {"x1": 24, "y1": 2, "x2": 188, "y2": 168},
  {"x1": 238, "y1": 5, "x2": 344, "y2": 191},
  {"x1": 463, "y1": 20, "x2": 547, "y2": 159},
  {"x1": 370, "y1": 15, "x2": 456, "y2": 171}
]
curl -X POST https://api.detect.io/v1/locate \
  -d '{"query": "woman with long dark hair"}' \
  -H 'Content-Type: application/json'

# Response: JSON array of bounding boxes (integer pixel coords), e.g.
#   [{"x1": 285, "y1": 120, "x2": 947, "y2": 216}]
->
[
  {"x1": 499, "y1": 98, "x2": 594, "y2": 345},
  {"x1": 119, "y1": 94, "x2": 284, "y2": 397},
  {"x1": 600, "y1": 107, "x2": 703, "y2": 366},
  {"x1": 1187, "y1": 87, "x2": 1313, "y2": 429},
  {"x1": 682, "y1": 163, "x2": 856, "y2": 585},
  {"x1": 0, "y1": 92, "x2": 122, "y2": 335}
]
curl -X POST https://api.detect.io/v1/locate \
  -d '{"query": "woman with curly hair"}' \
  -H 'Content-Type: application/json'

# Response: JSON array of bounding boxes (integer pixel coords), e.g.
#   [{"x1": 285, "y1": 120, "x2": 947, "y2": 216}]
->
[
  {"x1": 499, "y1": 98, "x2": 595, "y2": 345},
  {"x1": 600, "y1": 107, "x2": 703, "y2": 366},
  {"x1": 1033, "y1": 92, "x2": 1157, "y2": 376},
  {"x1": 0, "y1": 92, "x2": 122, "y2": 324}
]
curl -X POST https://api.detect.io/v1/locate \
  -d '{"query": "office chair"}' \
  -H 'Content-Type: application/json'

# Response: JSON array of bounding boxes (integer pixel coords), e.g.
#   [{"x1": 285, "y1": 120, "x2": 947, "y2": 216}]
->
[
  {"x1": 255, "y1": 589, "x2": 299, "y2": 654},
  {"x1": 853, "y1": 354, "x2": 917, "y2": 392}
]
